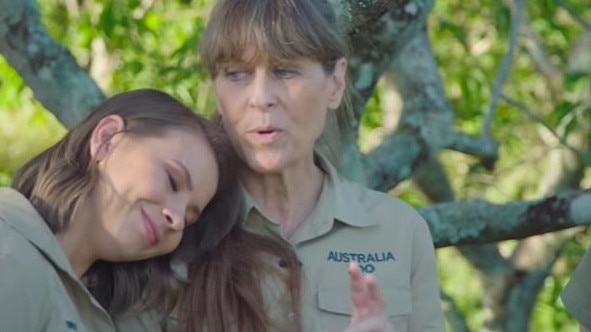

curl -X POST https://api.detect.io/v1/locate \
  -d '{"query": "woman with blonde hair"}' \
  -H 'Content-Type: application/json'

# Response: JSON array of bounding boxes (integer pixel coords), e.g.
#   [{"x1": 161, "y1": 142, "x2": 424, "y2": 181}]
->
[{"x1": 177, "y1": 0, "x2": 445, "y2": 331}]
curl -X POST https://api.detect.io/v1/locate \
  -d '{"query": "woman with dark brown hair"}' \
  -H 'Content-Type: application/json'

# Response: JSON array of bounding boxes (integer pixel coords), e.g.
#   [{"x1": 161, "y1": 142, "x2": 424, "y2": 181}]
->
[{"x1": 0, "y1": 89, "x2": 242, "y2": 331}]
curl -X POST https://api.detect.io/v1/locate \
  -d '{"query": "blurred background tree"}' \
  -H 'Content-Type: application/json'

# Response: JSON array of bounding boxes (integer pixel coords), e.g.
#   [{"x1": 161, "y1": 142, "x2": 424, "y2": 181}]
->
[{"x1": 0, "y1": 0, "x2": 589, "y2": 330}]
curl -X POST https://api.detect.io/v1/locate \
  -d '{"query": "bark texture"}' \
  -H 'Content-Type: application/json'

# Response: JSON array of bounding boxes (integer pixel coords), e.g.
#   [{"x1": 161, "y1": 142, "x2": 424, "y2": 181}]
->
[{"x1": 0, "y1": 0, "x2": 104, "y2": 128}]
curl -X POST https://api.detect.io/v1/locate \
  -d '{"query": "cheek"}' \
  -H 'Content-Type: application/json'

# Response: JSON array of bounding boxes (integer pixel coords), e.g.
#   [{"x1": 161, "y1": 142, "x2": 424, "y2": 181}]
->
[
  {"x1": 214, "y1": 83, "x2": 250, "y2": 123},
  {"x1": 160, "y1": 234, "x2": 183, "y2": 255},
  {"x1": 297, "y1": 97, "x2": 328, "y2": 130},
  {"x1": 214, "y1": 83, "x2": 235, "y2": 113},
  {"x1": 217, "y1": 109, "x2": 245, "y2": 143},
  {"x1": 219, "y1": 102, "x2": 244, "y2": 124},
  {"x1": 135, "y1": 165, "x2": 167, "y2": 200}
]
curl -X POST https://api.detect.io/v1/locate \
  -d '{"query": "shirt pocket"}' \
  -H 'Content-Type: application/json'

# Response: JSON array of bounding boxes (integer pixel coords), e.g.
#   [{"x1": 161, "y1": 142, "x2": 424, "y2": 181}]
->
[
  {"x1": 318, "y1": 287, "x2": 412, "y2": 316},
  {"x1": 317, "y1": 287, "x2": 412, "y2": 331}
]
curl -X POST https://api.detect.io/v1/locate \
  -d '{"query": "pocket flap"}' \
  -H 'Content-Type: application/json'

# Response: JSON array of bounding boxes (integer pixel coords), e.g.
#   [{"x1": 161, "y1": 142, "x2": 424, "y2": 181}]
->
[{"x1": 317, "y1": 287, "x2": 412, "y2": 317}]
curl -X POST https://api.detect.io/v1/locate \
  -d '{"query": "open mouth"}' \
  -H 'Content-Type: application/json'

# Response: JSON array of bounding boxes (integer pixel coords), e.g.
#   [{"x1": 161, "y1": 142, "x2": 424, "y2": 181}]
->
[
  {"x1": 251, "y1": 127, "x2": 283, "y2": 143},
  {"x1": 257, "y1": 129, "x2": 281, "y2": 137}
]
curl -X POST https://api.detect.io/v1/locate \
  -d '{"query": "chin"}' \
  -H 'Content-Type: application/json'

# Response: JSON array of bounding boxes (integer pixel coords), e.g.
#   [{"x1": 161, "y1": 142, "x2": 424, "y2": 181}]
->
[{"x1": 247, "y1": 153, "x2": 288, "y2": 174}]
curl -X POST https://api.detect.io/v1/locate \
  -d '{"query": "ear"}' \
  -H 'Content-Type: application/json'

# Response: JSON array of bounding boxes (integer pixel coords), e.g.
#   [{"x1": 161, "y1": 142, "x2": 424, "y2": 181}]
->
[
  {"x1": 89, "y1": 115, "x2": 125, "y2": 161},
  {"x1": 327, "y1": 58, "x2": 348, "y2": 110}
]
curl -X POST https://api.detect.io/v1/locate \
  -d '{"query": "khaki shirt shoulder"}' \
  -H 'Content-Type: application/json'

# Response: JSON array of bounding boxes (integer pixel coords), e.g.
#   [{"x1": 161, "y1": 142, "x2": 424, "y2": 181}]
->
[
  {"x1": 0, "y1": 188, "x2": 114, "y2": 332},
  {"x1": 0, "y1": 221, "x2": 53, "y2": 331},
  {"x1": 561, "y1": 246, "x2": 591, "y2": 329}
]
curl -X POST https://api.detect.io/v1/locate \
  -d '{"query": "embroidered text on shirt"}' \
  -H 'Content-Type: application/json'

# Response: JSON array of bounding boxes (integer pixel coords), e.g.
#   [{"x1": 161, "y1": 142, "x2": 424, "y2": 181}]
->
[{"x1": 326, "y1": 251, "x2": 395, "y2": 273}]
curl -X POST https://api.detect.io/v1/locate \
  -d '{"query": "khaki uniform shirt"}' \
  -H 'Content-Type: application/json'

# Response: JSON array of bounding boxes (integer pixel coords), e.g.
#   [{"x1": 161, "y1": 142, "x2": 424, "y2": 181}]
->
[
  {"x1": 243, "y1": 156, "x2": 445, "y2": 331},
  {"x1": 561, "y1": 246, "x2": 591, "y2": 329},
  {"x1": 0, "y1": 188, "x2": 115, "y2": 332}
]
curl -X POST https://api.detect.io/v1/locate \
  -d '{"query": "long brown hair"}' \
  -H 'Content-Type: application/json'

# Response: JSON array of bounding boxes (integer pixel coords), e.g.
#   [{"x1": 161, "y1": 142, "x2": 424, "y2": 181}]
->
[
  {"x1": 11, "y1": 89, "x2": 242, "y2": 322},
  {"x1": 178, "y1": 227, "x2": 303, "y2": 331},
  {"x1": 199, "y1": 0, "x2": 354, "y2": 168}
]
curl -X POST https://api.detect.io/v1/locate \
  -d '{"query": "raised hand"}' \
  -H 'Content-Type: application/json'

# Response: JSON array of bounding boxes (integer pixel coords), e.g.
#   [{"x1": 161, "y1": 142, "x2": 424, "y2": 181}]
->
[{"x1": 324, "y1": 262, "x2": 395, "y2": 332}]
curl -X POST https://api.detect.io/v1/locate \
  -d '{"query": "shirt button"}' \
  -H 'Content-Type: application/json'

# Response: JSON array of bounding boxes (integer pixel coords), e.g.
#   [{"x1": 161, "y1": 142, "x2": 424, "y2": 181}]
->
[
  {"x1": 279, "y1": 259, "x2": 288, "y2": 268},
  {"x1": 278, "y1": 259, "x2": 303, "y2": 268}
]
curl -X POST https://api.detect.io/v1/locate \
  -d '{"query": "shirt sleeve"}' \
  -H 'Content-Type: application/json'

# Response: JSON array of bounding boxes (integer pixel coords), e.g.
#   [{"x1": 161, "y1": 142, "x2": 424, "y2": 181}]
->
[
  {"x1": 0, "y1": 224, "x2": 50, "y2": 331},
  {"x1": 409, "y1": 217, "x2": 446, "y2": 331},
  {"x1": 561, "y1": 247, "x2": 591, "y2": 329}
]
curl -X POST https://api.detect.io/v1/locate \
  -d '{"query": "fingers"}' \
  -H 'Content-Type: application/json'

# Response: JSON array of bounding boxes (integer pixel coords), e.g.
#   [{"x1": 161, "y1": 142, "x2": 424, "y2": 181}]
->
[
  {"x1": 349, "y1": 262, "x2": 386, "y2": 321},
  {"x1": 347, "y1": 262, "x2": 392, "y2": 331},
  {"x1": 341, "y1": 318, "x2": 395, "y2": 332},
  {"x1": 365, "y1": 274, "x2": 385, "y2": 317},
  {"x1": 349, "y1": 262, "x2": 369, "y2": 322}
]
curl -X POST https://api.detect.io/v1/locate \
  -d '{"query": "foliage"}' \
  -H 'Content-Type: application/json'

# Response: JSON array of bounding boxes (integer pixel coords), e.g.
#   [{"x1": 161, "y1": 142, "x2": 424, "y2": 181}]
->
[
  {"x1": 0, "y1": 57, "x2": 65, "y2": 186},
  {"x1": 360, "y1": 0, "x2": 590, "y2": 329},
  {"x1": 0, "y1": 0, "x2": 589, "y2": 330},
  {"x1": 427, "y1": 0, "x2": 590, "y2": 330},
  {"x1": 39, "y1": 0, "x2": 217, "y2": 113}
]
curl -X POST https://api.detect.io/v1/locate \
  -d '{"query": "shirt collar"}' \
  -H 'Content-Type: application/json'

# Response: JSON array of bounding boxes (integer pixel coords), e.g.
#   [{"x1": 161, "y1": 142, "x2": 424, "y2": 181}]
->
[
  {"x1": 0, "y1": 188, "x2": 80, "y2": 280},
  {"x1": 241, "y1": 153, "x2": 378, "y2": 243},
  {"x1": 318, "y1": 154, "x2": 379, "y2": 228}
]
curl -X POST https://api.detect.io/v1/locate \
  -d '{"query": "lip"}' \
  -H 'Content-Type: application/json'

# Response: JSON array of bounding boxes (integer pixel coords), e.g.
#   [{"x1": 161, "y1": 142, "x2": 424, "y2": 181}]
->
[
  {"x1": 247, "y1": 126, "x2": 284, "y2": 144},
  {"x1": 141, "y1": 208, "x2": 161, "y2": 246}
]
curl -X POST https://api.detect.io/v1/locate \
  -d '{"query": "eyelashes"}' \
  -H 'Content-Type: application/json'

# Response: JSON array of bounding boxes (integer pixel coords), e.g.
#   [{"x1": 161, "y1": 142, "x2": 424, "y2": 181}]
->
[
  {"x1": 166, "y1": 169, "x2": 199, "y2": 226},
  {"x1": 167, "y1": 172, "x2": 178, "y2": 192}
]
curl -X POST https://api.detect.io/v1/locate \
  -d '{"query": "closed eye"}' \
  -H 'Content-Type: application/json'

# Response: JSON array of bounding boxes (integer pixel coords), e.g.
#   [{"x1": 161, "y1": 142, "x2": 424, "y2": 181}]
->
[{"x1": 167, "y1": 172, "x2": 178, "y2": 192}]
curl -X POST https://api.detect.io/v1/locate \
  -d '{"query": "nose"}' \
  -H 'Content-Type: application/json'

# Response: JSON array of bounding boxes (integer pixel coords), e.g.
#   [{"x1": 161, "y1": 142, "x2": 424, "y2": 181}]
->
[
  {"x1": 249, "y1": 70, "x2": 277, "y2": 110},
  {"x1": 162, "y1": 206, "x2": 185, "y2": 232}
]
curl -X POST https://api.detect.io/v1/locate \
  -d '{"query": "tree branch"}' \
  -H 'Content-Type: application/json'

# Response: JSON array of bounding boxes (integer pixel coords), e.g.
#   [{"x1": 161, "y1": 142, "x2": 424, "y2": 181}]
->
[
  {"x1": 520, "y1": 18, "x2": 563, "y2": 95},
  {"x1": 501, "y1": 94, "x2": 582, "y2": 157},
  {"x1": 337, "y1": 0, "x2": 435, "y2": 124},
  {"x1": 423, "y1": 189, "x2": 591, "y2": 247},
  {"x1": 441, "y1": 291, "x2": 471, "y2": 332},
  {"x1": 363, "y1": 127, "x2": 428, "y2": 191},
  {"x1": 362, "y1": 31, "x2": 501, "y2": 189},
  {"x1": 504, "y1": 256, "x2": 558, "y2": 331},
  {"x1": 448, "y1": 133, "x2": 500, "y2": 170},
  {"x1": 482, "y1": 0, "x2": 526, "y2": 140},
  {"x1": 0, "y1": 0, "x2": 104, "y2": 128},
  {"x1": 553, "y1": 0, "x2": 591, "y2": 31}
]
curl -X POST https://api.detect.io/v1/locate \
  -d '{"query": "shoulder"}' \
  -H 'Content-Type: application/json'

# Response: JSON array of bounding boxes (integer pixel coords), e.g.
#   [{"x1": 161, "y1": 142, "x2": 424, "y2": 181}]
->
[
  {"x1": 333, "y1": 177, "x2": 437, "y2": 255},
  {"x1": 561, "y1": 247, "x2": 591, "y2": 327},
  {"x1": 0, "y1": 219, "x2": 53, "y2": 281},
  {"x1": 568, "y1": 247, "x2": 591, "y2": 286},
  {"x1": 0, "y1": 220, "x2": 53, "y2": 323},
  {"x1": 340, "y1": 177, "x2": 426, "y2": 228}
]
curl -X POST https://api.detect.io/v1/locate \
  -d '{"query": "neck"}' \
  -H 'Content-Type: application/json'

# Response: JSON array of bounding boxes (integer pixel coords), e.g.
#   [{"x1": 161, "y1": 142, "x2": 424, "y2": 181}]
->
[
  {"x1": 242, "y1": 155, "x2": 324, "y2": 239},
  {"x1": 56, "y1": 205, "x2": 98, "y2": 277}
]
